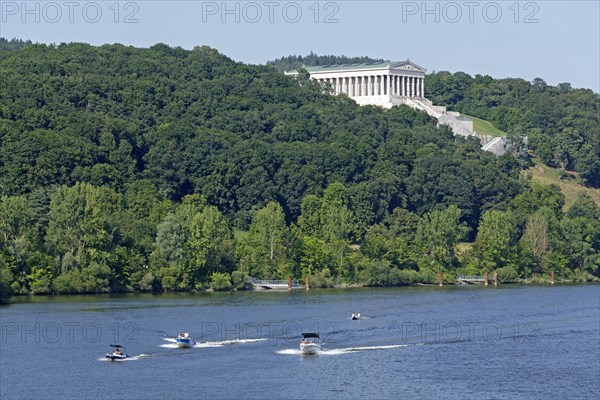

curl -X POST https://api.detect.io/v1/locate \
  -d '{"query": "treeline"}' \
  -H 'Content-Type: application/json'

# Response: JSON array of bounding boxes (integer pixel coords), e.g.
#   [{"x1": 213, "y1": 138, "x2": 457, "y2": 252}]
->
[
  {"x1": 267, "y1": 52, "x2": 385, "y2": 72},
  {"x1": 425, "y1": 71, "x2": 600, "y2": 187},
  {"x1": 1, "y1": 181, "x2": 598, "y2": 301},
  {"x1": 0, "y1": 42, "x2": 598, "y2": 301},
  {"x1": 0, "y1": 38, "x2": 33, "y2": 51}
]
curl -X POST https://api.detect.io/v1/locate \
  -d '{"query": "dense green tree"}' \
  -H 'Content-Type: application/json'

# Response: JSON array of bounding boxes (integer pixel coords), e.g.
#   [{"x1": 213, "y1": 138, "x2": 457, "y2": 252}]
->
[
  {"x1": 240, "y1": 202, "x2": 291, "y2": 279},
  {"x1": 0, "y1": 195, "x2": 35, "y2": 289},
  {"x1": 510, "y1": 183, "x2": 565, "y2": 223},
  {"x1": 560, "y1": 194, "x2": 600, "y2": 276},
  {"x1": 416, "y1": 205, "x2": 468, "y2": 271},
  {"x1": 151, "y1": 213, "x2": 187, "y2": 270},
  {"x1": 520, "y1": 209, "x2": 556, "y2": 273},
  {"x1": 473, "y1": 210, "x2": 518, "y2": 270},
  {"x1": 46, "y1": 182, "x2": 121, "y2": 269},
  {"x1": 188, "y1": 205, "x2": 234, "y2": 283},
  {"x1": 299, "y1": 235, "x2": 329, "y2": 277}
]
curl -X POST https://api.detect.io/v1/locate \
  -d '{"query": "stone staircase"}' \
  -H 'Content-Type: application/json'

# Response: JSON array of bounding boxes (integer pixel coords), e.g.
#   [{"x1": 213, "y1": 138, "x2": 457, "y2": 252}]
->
[{"x1": 405, "y1": 98, "x2": 506, "y2": 155}]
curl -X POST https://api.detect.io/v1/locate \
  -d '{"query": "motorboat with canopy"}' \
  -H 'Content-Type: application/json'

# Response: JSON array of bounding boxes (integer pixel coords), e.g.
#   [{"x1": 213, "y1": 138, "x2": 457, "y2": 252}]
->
[
  {"x1": 300, "y1": 333, "x2": 321, "y2": 355},
  {"x1": 105, "y1": 344, "x2": 128, "y2": 361}
]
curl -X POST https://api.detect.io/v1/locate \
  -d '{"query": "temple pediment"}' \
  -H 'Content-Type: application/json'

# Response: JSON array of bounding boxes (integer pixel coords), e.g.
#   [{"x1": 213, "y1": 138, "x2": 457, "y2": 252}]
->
[{"x1": 390, "y1": 60, "x2": 426, "y2": 72}]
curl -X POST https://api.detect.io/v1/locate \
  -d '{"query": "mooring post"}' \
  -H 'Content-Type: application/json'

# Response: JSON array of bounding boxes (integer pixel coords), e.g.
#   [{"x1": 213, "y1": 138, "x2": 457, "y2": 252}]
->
[
  {"x1": 305, "y1": 276, "x2": 310, "y2": 291},
  {"x1": 287, "y1": 277, "x2": 292, "y2": 291},
  {"x1": 484, "y1": 271, "x2": 489, "y2": 286},
  {"x1": 493, "y1": 271, "x2": 498, "y2": 286},
  {"x1": 439, "y1": 271, "x2": 443, "y2": 287},
  {"x1": 551, "y1": 271, "x2": 555, "y2": 286}
]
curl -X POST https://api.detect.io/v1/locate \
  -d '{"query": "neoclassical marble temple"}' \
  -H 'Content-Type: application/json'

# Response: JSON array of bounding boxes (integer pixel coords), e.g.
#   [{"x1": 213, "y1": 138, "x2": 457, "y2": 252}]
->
[
  {"x1": 286, "y1": 60, "x2": 506, "y2": 155},
  {"x1": 286, "y1": 60, "x2": 426, "y2": 108}
]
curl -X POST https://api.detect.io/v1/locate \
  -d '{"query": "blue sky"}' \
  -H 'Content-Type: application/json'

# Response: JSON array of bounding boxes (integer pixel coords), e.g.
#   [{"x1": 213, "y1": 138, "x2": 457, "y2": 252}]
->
[{"x1": 1, "y1": 1, "x2": 599, "y2": 90}]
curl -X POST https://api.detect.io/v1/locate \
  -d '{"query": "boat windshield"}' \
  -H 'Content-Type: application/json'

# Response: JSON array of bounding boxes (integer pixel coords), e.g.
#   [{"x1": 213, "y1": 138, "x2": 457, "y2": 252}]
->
[{"x1": 301, "y1": 333, "x2": 320, "y2": 339}]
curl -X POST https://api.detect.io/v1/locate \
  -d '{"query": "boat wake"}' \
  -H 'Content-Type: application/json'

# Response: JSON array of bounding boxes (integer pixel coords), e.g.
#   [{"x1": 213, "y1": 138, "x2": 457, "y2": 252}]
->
[
  {"x1": 277, "y1": 349, "x2": 304, "y2": 355},
  {"x1": 196, "y1": 338, "x2": 267, "y2": 348},
  {"x1": 320, "y1": 344, "x2": 411, "y2": 355},
  {"x1": 277, "y1": 343, "x2": 417, "y2": 356},
  {"x1": 160, "y1": 337, "x2": 267, "y2": 348}
]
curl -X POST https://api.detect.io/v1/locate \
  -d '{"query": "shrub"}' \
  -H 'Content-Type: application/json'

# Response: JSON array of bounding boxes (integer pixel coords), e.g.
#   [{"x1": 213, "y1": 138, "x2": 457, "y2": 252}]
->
[
  {"x1": 159, "y1": 266, "x2": 179, "y2": 292},
  {"x1": 81, "y1": 262, "x2": 111, "y2": 293},
  {"x1": 129, "y1": 270, "x2": 157, "y2": 292},
  {"x1": 27, "y1": 266, "x2": 54, "y2": 294},
  {"x1": 231, "y1": 271, "x2": 247, "y2": 289},
  {"x1": 417, "y1": 269, "x2": 438, "y2": 284},
  {"x1": 53, "y1": 269, "x2": 85, "y2": 294},
  {"x1": 496, "y1": 266, "x2": 519, "y2": 283},
  {"x1": 360, "y1": 261, "x2": 419, "y2": 286},
  {"x1": 397, "y1": 269, "x2": 419, "y2": 285},
  {"x1": 210, "y1": 272, "x2": 232, "y2": 291},
  {"x1": 308, "y1": 268, "x2": 335, "y2": 288}
]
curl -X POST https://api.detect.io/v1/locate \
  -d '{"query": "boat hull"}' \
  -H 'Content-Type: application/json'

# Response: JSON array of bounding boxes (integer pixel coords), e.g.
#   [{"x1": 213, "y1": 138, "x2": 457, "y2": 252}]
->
[
  {"x1": 300, "y1": 343, "x2": 321, "y2": 355},
  {"x1": 176, "y1": 338, "x2": 196, "y2": 348},
  {"x1": 106, "y1": 353, "x2": 128, "y2": 361}
]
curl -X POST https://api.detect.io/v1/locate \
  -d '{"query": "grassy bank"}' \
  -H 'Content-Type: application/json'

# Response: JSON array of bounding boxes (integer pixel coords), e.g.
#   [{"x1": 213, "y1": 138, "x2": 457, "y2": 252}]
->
[
  {"x1": 527, "y1": 157, "x2": 600, "y2": 210},
  {"x1": 463, "y1": 114, "x2": 506, "y2": 137}
]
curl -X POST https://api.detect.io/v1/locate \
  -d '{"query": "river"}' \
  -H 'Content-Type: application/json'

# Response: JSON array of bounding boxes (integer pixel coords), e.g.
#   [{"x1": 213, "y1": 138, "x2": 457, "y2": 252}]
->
[{"x1": 1, "y1": 285, "x2": 599, "y2": 399}]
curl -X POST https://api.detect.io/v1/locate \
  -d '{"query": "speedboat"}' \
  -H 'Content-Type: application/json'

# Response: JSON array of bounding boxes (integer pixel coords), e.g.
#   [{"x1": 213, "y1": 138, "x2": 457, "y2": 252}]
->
[
  {"x1": 176, "y1": 332, "x2": 196, "y2": 348},
  {"x1": 106, "y1": 344, "x2": 128, "y2": 361},
  {"x1": 351, "y1": 313, "x2": 361, "y2": 320},
  {"x1": 300, "y1": 333, "x2": 321, "y2": 355}
]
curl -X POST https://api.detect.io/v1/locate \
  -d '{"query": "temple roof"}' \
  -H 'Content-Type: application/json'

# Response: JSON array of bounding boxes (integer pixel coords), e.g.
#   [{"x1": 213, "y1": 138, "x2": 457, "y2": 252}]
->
[{"x1": 289, "y1": 60, "x2": 426, "y2": 74}]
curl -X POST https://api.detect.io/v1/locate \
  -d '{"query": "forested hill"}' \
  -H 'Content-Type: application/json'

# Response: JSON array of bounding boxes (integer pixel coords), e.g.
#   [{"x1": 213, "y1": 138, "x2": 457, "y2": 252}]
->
[
  {"x1": 0, "y1": 42, "x2": 519, "y2": 226},
  {"x1": 267, "y1": 52, "x2": 386, "y2": 72},
  {"x1": 0, "y1": 42, "x2": 598, "y2": 301},
  {"x1": 425, "y1": 71, "x2": 600, "y2": 187}
]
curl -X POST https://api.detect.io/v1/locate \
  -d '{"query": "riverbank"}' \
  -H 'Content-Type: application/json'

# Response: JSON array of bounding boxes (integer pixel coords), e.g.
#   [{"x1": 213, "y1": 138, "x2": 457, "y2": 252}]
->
[{"x1": 2, "y1": 274, "x2": 598, "y2": 304}]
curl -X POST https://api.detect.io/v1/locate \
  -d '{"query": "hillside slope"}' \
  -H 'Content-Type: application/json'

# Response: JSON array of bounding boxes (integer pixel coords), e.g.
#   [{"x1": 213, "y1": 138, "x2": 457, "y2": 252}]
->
[{"x1": 528, "y1": 158, "x2": 600, "y2": 209}]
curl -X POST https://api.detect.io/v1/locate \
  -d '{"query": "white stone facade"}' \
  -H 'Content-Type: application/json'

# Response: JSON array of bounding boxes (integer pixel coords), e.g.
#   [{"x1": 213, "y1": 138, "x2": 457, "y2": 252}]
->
[
  {"x1": 286, "y1": 60, "x2": 505, "y2": 155},
  {"x1": 287, "y1": 60, "x2": 426, "y2": 108}
]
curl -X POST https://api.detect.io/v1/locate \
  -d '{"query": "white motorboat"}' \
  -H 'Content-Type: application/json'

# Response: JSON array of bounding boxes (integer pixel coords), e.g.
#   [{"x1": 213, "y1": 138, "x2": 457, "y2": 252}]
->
[
  {"x1": 351, "y1": 313, "x2": 361, "y2": 320},
  {"x1": 176, "y1": 332, "x2": 196, "y2": 348},
  {"x1": 300, "y1": 333, "x2": 321, "y2": 355},
  {"x1": 106, "y1": 344, "x2": 128, "y2": 361}
]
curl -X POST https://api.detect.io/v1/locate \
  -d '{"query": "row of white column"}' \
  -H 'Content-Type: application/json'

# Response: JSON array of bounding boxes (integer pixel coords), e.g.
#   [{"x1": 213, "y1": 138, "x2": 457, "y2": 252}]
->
[{"x1": 318, "y1": 75, "x2": 424, "y2": 98}]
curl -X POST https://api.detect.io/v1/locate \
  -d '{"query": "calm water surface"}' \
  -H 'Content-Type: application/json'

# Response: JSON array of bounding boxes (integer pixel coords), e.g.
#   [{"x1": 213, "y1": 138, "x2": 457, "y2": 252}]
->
[{"x1": 1, "y1": 285, "x2": 599, "y2": 399}]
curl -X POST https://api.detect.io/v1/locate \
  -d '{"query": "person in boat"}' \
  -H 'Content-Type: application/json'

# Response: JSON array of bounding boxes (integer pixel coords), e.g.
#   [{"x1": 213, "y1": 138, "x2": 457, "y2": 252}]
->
[{"x1": 114, "y1": 348, "x2": 122, "y2": 356}]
